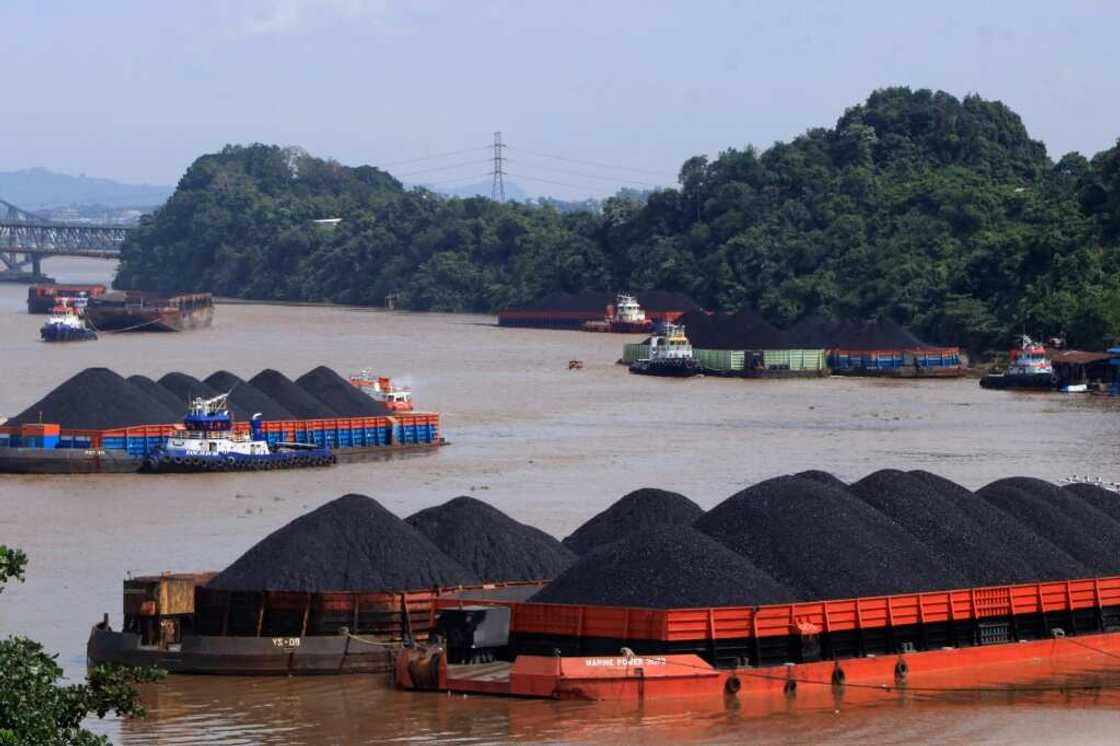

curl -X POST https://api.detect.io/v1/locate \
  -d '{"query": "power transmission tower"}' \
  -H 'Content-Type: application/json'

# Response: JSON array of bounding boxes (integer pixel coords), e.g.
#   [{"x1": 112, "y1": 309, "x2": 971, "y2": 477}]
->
[{"x1": 490, "y1": 131, "x2": 506, "y2": 202}]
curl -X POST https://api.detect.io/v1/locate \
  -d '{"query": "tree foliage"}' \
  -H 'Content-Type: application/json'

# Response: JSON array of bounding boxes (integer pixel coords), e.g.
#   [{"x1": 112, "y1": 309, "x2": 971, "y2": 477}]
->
[
  {"x1": 115, "y1": 90, "x2": 1120, "y2": 352},
  {"x1": 0, "y1": 546, "x2": 162, "y2": 746}
]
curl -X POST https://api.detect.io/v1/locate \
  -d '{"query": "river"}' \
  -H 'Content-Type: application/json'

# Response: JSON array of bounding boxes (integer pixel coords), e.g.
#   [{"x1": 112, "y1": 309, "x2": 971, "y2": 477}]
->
[{"x1": 2, "y1": 258, "x2": 1120, "y2": 743}]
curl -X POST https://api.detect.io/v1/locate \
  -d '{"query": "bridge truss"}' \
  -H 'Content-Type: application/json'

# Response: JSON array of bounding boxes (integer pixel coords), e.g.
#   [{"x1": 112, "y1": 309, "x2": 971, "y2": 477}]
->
[{"x1": 0, "y1": 199, "x2": 130, "y2": 281}]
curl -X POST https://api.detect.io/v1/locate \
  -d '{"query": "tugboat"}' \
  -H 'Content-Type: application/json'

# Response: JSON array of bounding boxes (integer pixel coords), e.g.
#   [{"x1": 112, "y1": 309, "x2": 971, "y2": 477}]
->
[
  {"x1": 143, "y1": 393, "x2": 335, "y2": 473},
  {"x1": 349, "y1": 371, "x2": 413, "y2": 411},
  {"x1": 40, "y1": 301, "x2": 98, "y2": 342},
  {"x1": 629, "y1": 323, "x2": 701, "y2": 377},
  {"x1": 583, "y1": 294, "x2": 654, "y2": 333},
  {"x1": 980, "y1": 336, "x2": 1057, "y2": 390}
]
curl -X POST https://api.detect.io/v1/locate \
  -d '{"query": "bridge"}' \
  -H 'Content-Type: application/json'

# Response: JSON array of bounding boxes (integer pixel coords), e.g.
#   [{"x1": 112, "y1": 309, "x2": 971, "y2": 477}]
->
[{"x1": 0, "y1": 199, "x2": 131, "y2": 282}]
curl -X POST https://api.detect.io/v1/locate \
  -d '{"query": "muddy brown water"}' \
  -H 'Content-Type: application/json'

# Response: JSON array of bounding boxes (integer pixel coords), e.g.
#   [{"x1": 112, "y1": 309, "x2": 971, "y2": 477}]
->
[{"x1": 3, "y1": 258, "x2": 1120, "y2": 743}]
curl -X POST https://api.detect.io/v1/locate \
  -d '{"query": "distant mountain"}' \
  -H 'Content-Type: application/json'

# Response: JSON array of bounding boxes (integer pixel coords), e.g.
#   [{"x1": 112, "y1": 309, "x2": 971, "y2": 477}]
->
[
  {"x1": 422, "y1": 180, "x2": 530, "y2": 201},
  {"x1": 0, "y1": 167, "x2": 173, "y2": 209}
]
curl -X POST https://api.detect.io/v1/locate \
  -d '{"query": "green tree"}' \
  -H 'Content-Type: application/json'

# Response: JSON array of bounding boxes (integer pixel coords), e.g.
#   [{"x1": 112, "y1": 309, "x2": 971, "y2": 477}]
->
[{"x1": 0, "y1": 545, "x2": 163, "y2": 746}]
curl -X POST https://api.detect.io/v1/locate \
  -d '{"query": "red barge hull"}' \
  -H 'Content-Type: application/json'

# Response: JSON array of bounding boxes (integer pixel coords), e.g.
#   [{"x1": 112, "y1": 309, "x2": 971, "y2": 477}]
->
[{"x1": 399, "y1": 574, "x2": 1120, "y2": 701}]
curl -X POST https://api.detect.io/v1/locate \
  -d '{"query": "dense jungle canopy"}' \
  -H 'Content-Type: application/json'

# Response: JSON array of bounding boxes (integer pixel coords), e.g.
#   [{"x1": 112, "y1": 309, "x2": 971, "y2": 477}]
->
[{"x1": 114, "y1": 87, "x2": 1120, "y2": 352}]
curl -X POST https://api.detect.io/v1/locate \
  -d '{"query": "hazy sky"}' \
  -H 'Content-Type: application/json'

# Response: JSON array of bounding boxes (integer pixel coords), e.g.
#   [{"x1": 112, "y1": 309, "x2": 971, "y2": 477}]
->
[{"x1": 1, "y1": 1, "x2": 1117, "y2": 197}]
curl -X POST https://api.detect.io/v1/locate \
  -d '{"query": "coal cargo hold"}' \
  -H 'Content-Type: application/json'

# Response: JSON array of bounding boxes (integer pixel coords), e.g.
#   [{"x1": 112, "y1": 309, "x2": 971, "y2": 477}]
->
[
  {"x1": 530, "y1": 525, "x2": 796, "y2": 608},
  {"x1": 405, "y1": 496, "x2": 576, "y2": 582},
  {"x1": 295, "y1": 366, "x2": 389, "y2": 417},
  {"x1": 850, "y1": 469, "x2": 1031, "y2": 587},
  {"x1": 209, "y1": 494, "x2": 479, "y2": 592},
  {"x1": 906, "y1": 471, "x2": 1086, "y2": 582},
  {"x1": 977, "y1": 477, "x2": 1120, "y2": 574},
  {"x1": 249, "y1": 369, "x2": 338, "y2": 419},
  {"x1": 7, "y1": 368, "x2": 181, "y2": 429},
  {"x1": 561, "y1": 488, "x2": 705, "y2": 556},
  {"x1": 695, "y1": 476, "x2": 962, "y2": 599},
  {"x1": 204, "y1": 370, "x2": 295, "y2": 421}
]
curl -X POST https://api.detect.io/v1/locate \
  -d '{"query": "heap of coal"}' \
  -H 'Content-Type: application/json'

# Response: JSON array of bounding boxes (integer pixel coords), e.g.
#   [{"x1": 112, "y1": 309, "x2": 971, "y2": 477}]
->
[
  {"x1": 249, "y1": 369, "x2": 338, "y2": 419},
  {"x1": 851, "y1": 470, "x2": 1038, "y2": 587},
  {"x1": 530, "y1": 526, "x2": 796, "y2": 608},
  {"x1": 209, "y1": 494, "x2": 479, "y2": 592},
  {"x1": 1062, "y1": 482, "x2": 1120, "y2": 525},
  {"x1": 205, "y1": 370, "x2": 294, "y2": 421},
  {"x1": 296, "y1": 366, "x2": 388, "y2": 417},
  {"x1": 8, "y1": 368, "x2": 180, "y2": 428},
  {"x1": 782, "y1": 316, "x2": 927, "y2": 350},
  {"x1": 561, "y1": 488, "x2": 705, "y2": 556},
  {"x1": 406, "y1": 496, "x2": 576, "y2": 582},
  {"x1": 677, "y1": 309, "x2": 786, "y2": 350},
  {"x1": 907, "y1": 471, "x2": 1086, "y2": 582},
  {"x1": 696, "y1": 476, "x2": 961, "y2": 599},
  {"x1": 127, "y1": 375, "x2": 194, "y2": 418},
  {"x1": 159, "y1": 372, "x2": 251, "y2": 421},
  {"x1": 978, "y1": 477, "x2": 1120, "y2": 574},
  {"x1": 511, "y1": 290, "x2": 701, "y2": 313}
]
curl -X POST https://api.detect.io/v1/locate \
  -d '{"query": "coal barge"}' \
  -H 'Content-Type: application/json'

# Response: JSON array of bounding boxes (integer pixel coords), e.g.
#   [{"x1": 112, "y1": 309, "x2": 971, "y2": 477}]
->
[
  {"x1": 0, "y1": 366, "x2": 442, "y2": 474},
  {"x1": 85, "y1": 290, "x2": 214, "y2": 332}
]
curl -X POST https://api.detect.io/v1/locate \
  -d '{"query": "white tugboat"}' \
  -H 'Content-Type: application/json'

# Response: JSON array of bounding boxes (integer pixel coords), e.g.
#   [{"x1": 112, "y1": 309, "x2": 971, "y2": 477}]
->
[
  {"x1": 980, "y1": 336, "x2": 1056, "y2": 390},
  {"x1": 583, "y1": 293, "x2": 654, "y2": 333},
  {"x1": 629, "y1": 323, "x2": 701, "y2": 377},
  {"x1": 40, "y1": 301, "x2": 97, "y2": 342},
  {"x1": 349, "y1": 371, "x2": 414, "y2": 411},
  {"x1": 143, "y1": 393, "x2": 335, "y2": 473}
]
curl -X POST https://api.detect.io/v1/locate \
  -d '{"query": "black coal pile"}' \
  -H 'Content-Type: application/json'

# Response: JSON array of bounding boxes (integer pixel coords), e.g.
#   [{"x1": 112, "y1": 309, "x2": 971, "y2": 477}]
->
[
  {"x1": 8, "y1": 368, "x2": 180, "y2": 428},
  {"x1": 205, "y1": 370, "x2": 295, "y2": 421},
  {"x1": 978, "y1": 477, "x2": 1120, "y2": 574},
  {"x1": 127, "y1": 375, "x2": 194, "y2": 418},
  {"x1": 296, "y1": 366, "x2": 388, "y2": 417},
  {"x1": 249, "y1": 369, "x2": 338, "y2": 419},
  {"x1": 907, "y1": 471, "x2": 1087, "y2": 582},
  {"x1": 674, "y1": 310, "x2": 718, "y2": 347},
  {"x1": 1062, "y1": 483, "x2": 1120, "y2": 525},
  {"x1": 783, "y1": 315, "x2": 837, "y2": 348},
  {"x1": 696, "y1": 476, "x2": 959, "y2": 599},
  {"x1": 159, "y1": 372, "x2": 249, "y2": 421},
  {"x1": 209, "y1": 494, "x2": 479, "y2": 592},
  {"x1": 512, "y1": 290, "x2": 701, "y2": 313},
  {"x1": 406, "y1": 497, "x2": 576, "y2": 582},
  {"x1": 561, "y1": 488, "x2": 705, "y2": 556},
  {"x1": 851, "y1": 470, "x2": 1026, "y2": 587},
  {"x1": 530, "y1": 526, "x2": 796, "y2": 608},
  {"x1": 793, "y1": 469, "x2": 851, "y2": 492},
  {"x1": 782, "y1": 316, "x2": 928, "y2": 350}
]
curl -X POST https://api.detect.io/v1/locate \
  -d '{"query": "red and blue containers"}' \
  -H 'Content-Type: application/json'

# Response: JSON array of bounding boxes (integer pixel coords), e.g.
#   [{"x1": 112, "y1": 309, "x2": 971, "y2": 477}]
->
[
  {"x1": 0, "y1": 414, "x2": 439, "y2": 457},
  {"x1": 828, "y1": 348, "x2": 962, "y2": 375}
]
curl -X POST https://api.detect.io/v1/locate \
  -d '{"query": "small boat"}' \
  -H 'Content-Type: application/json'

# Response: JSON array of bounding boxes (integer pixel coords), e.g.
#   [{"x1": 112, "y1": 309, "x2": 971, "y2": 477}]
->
[
  {"x1": 349, "y1": 371, "x2": 413, "y2": 411},
  {"x1": 39, "y1": 302, "x2": 97, "y2": 342},
  {"x1": 583, "y1": 294, "x2": 654, "y2": 333},
  {"x1": 629, "y1": 323, "x2": 701, "y2": 377},
  {"x1": 143, "y1": 393, "x2": 335, "y2": 473},
  {"x1": 980, "y1": 336, "x2": 1056, "y2": 390}
]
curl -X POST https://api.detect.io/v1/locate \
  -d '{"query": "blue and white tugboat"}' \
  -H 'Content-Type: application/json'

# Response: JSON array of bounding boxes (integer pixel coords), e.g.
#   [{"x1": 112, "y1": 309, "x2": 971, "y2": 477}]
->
[
  {"x1": 143, "y1": 393, "x2": 336, "y2": 473},
  {"x1": 629, "y1": 323, "x2": 701, "y2": 377},
  {"x1": 40, "y1": 302, "x2": 98, "y2": 342}
]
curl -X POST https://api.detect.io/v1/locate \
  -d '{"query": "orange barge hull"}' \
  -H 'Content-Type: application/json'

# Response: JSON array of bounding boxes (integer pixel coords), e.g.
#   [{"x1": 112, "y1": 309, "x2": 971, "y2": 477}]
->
[
  {"x1": 399, "y1": 574, "x2": 1120, "y2": 701},
  {"x1": 414, "y1": 631, "x2": 1120, "y2": 702}
]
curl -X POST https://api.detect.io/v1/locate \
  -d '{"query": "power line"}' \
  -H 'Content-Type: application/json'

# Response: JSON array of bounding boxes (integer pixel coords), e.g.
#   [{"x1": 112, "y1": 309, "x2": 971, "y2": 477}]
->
[
  {"x1": 508, "y1": 145, "x2": 676, "y2": 179},
  {"x1": 413, "y1": 173, "x2": 493, "y2": 187},
  {"x1": 393, "y1": 158, "x2": 494, "y2": 178},
  {"x1": 503, "y1": 172, "x2": 603, "y2": 192},
  {"x1": 511, "y1": 162, "x2": 664, "y2": 187},
  {"x1": 377, "y1": 146, "x2": 491, "y2": 168}
]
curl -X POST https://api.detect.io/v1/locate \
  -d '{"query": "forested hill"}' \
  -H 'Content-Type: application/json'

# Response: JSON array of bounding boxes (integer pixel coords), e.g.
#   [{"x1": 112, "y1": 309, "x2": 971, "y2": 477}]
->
[{"x1": 114, "y1": 88, "x2": 1120, "y2": 352}]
